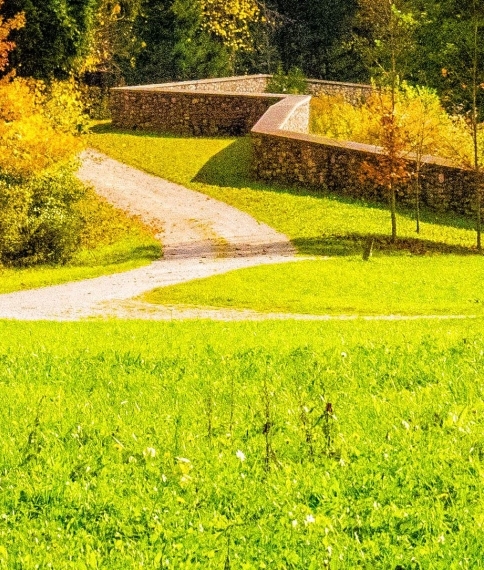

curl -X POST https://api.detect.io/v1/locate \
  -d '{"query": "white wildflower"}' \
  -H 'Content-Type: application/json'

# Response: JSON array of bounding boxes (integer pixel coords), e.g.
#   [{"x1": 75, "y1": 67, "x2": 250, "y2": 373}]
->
[
  {"x1": 144, "y1": 447, "x2": 156, "y2": 458},
  {"x1": 304, "y1": 514, "x2": 316, "y2": 525},
  {"x1": 236, "y1": 450, "x2": 246, "y2": 462}
]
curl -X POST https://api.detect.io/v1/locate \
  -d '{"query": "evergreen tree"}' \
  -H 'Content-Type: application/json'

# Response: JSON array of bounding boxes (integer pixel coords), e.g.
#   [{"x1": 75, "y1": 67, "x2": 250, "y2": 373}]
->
[{"x1": 272, "y1": 0, "x2": 362, "y2": 81}]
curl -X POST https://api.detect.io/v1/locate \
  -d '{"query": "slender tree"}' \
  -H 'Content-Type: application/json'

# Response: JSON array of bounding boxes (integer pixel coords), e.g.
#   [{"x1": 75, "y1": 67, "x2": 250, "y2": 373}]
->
[
  {"x1": 436, "y1": 0, "x2": 484, "y2": 250},
  {"x1": 356, "y1": 0, "x2": 417, "y2": 241},
  {"x1": 0, "y1": 0, "x2": 23, "y2": 74}
]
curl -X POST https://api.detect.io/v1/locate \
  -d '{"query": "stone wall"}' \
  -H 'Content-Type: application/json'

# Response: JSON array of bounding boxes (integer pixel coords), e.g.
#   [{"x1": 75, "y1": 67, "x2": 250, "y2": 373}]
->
[
  {"x1": 147, "y1": 74, "x2": 270, "y2": 93},
  {"x1": 110, "y1": 75, "x2": 474, "y2": 217},
  {"x1": 252, "y1": 97, "x2": 475, "y2": 215},
  {"x1": 305, "y1": 79, "x2": 373, "y2": 105},
  {"x1": 111, "y1": 87, "x2": 283, "y2": 136}
]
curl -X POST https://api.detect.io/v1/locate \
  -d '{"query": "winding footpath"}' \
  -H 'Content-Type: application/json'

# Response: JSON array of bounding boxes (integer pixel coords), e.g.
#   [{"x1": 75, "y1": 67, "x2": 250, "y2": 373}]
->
[
  {"x1": 0, "y1": 150, "x2": 301, "y2": 320},
  {"x1": 0, "y1": 150, "x2": 475, "y2": 322}
]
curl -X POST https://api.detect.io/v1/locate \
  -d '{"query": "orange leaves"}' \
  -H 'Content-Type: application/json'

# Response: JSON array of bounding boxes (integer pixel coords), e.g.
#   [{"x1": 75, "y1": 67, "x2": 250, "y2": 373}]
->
[{"x1": 0, "y1": 0, "x2": 25, "y2": 73}]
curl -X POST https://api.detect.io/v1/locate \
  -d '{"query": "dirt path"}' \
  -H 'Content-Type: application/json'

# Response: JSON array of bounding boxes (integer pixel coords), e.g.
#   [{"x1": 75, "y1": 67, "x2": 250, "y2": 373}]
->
[
  {"x1": 0, "y1": 150, "x2": 301, "y2": 320},
  {"x1": 0, "y1": 150, "x2": 475, "y2": 322}
]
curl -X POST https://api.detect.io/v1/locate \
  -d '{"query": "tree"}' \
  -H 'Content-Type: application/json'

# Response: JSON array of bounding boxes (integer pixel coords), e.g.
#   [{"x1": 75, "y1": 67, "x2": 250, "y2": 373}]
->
[
  {"x1": 355, "y1": 0, "x2": 417, "y2": 241},
  {"x1": 435, "y1": 0, "x2": 484, "y2": 250},
  {"x1": 0, "y1": 0, "x2": 23, "y2": 73},
  {"x1": 272, "y1": 0, "x2": 362, "y2": 81},
  {"x1": 361, "y1": 90, "x2": 411, "y2": 243},
  {"x1": 85, "y1": 0, "x2": 143, "y2": 77},
  {"x1": 0, "y1": 0, "x2": 98, "y2": 79},
  {"x1": 199, "y1": 0, "x2": 260, "y2": 70},
  {"x1": 399, "y1": 84, "x2": 447, "y2": 233},
  {"x1": 0, "y1": 1, "x2": 86, "y2": 266}
]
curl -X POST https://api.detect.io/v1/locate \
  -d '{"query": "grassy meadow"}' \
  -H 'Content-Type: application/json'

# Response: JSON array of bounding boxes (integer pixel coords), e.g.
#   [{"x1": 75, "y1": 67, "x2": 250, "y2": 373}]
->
[
  {"x1": 1, "y1": 127, "x2": 483, "y2": 568},
  {"x1": 2, "y1": 319, "x2": 484, "y2": 568},
  {"x1": 142, "y1": 256, "x2": 484, "y2": 316}
]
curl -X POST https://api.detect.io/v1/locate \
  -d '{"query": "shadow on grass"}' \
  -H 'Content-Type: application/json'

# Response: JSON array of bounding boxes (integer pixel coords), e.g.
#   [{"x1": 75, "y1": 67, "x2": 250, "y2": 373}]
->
[
  {"x1": 90, "y1": 126, "x2": 477, "y2": 242},
  {"x1": 194, "y1": 137, "x2": 478, "y2": 234},
  {"x1": 89, "y1": 123, "x2": 233, "y2": 141},
  {"x1": 294, "y1": 234, "x2": 479, "y2": 257}
]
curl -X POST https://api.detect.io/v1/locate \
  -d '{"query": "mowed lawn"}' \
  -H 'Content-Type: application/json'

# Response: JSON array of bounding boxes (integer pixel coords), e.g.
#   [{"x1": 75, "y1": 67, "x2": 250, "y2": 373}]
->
[
  {"x1": 91, "y1": 126, "x2": 482, "y2": 317},
  {"x1": 141, "y1": 256, "x2": 484, "y2": 316}
]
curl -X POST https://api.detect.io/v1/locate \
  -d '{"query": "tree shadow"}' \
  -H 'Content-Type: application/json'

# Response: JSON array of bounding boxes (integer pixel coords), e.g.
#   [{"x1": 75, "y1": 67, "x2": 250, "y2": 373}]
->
[
  {"x1": 293, "y1": 234, "x2": 478, "y2": 257},
  {"x1": 193, "y1": 137, "x2": 477, "y2": 235}
]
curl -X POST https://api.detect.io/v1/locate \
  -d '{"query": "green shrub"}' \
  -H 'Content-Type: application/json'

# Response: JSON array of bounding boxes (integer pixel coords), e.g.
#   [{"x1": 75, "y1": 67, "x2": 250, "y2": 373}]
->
[
  {"x1": 266, "y1": 66, "x2": 308, "y2": 94},
  {"x1": 0, "y1": 168, "x2": 85, "y2": 267}
]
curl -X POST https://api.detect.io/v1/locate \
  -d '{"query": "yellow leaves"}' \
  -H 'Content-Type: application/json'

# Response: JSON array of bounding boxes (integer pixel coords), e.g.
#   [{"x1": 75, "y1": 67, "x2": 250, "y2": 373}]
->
[
  {"x1": 199, "y1": 0, "x2": 260, "y2": 53},
  {"x1": 111, "y1": 3, "x2": 121, "y2": 17},
  {"x1": 0, "y1": 78, "x2": 83, "y2": 180}
]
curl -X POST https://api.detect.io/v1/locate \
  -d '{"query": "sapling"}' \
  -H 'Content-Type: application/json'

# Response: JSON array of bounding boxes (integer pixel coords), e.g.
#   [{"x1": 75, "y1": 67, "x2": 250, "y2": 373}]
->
[{"x1": 262, "y1": 373, "x2": 275, "y2": 471}]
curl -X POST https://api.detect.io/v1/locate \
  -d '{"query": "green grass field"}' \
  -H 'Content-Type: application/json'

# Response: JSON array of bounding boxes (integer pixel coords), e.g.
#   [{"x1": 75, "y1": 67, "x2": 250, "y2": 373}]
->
[
  {"x1": 2, "y1": 127, "x2": 483, "y2": 568},
  {"x1": 142, "y1": 256, "x2": 484, "y2": 316},
  {"x1": 90, "y1": 126, "x2": 483, "y2": 318},
  {"x1": 1, "y1": 319, "x2": 484, "y2": 568}
]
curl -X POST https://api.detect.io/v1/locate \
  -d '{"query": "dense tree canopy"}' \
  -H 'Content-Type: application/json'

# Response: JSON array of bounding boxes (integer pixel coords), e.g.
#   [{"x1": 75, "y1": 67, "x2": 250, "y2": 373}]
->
[
  {"x1": 1, "y1": 0, "x2": 483, "y2": 118},
  {"x1": 0, "y1": 0, "x2": 98, "y2": 79}
]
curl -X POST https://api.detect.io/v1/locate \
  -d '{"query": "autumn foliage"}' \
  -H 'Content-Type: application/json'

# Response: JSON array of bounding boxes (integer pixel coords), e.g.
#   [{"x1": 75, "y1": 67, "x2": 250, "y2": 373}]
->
[
  {"x1": 0, "y1": 0, "x2": 24, "y2": 73},
  {"x1": 0, "y1": 2, "x2": 87, "y2": 266},
  {"x1": 199, "y1": 0, "x2": 260, "y2": 54}
]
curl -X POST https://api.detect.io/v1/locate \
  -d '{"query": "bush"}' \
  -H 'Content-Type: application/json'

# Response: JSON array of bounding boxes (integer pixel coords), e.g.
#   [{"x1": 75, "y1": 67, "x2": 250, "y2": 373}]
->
[
  {"x1": 0, "y1": 168, "x2": 85, "y2": 267},
  {"x1": 266, "y1": 66, "x2": 308, "y2": 95},
  {"x1": 0, "y1": 76, "x2": 88, "y2": 266}
]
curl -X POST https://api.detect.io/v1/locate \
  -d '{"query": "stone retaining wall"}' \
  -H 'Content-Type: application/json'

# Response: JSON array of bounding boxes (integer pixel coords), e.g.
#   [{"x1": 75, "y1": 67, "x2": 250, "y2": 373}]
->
[
  {"x1": 111, "y1": 88, "x2": 283, "y2": 136},
  {"x1": 252, "y1": 95, "x2": 474, "y2": 215},
  {"x1": 110, "y1": 75, "x2": 474, "y2": 216}
]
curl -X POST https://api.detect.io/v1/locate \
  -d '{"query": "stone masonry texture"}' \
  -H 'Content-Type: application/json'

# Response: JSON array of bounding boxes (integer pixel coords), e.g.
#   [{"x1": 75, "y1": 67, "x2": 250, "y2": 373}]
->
[{"x1": 110, "y1": 75, "x2": 476, "y2": 217}]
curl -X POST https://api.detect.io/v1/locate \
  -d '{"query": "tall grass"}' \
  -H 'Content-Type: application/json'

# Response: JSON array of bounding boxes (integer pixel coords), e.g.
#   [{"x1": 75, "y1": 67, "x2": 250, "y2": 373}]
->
[{"x1": 1, "y1": 319, "x2": 484, "y2": 567}]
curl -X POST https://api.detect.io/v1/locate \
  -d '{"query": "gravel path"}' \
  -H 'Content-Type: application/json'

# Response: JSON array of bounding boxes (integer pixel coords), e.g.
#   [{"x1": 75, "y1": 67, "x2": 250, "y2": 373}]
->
[
  {"x1": 0, "y1": 150, "x2": 301, "y2": 320},
  {"x1": 0, "y1": 150, "x2": 475, "y2": 322}
]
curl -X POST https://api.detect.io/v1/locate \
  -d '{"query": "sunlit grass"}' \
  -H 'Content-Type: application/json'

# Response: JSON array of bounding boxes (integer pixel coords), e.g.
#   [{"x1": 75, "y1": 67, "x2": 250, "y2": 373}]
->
[
  {"x1": 142, "y1": 256, "x2": 484, "y2": 316},
  {"x1": 90, "y1": 125, "x2": 478, "y2": 257},
  {"x1": 1, "y1": 319, "x2": 484, "y2": 567}
]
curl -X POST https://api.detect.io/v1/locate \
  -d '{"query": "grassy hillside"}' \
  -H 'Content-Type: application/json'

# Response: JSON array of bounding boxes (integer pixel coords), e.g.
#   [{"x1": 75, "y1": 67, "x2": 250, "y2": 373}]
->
[
  {"x1": 89, "y1": 126, "x2": 478, "y2": 257},
  {"x1": 91, "y1": 126, "x2": 483, "y2": 317}
]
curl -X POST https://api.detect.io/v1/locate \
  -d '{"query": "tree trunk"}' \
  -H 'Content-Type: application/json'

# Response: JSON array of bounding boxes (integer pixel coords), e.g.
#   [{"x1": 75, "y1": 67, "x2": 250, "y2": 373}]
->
[
  {"x1": 390, "y1": 181, "x2": 397, "y2": 243},
  {"x1": 362, "y1": 236, "x2": 374, "y2": 260}
]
